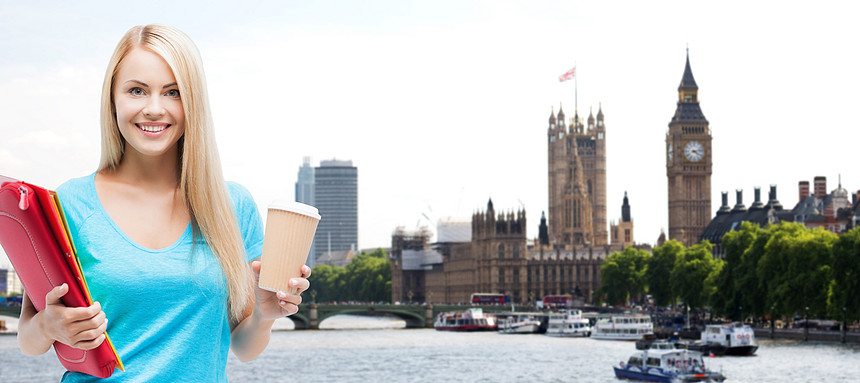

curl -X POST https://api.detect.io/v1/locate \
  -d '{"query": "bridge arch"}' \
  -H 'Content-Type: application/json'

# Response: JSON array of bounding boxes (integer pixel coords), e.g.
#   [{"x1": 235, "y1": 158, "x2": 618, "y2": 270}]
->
[{"x1": 316, "y1": 306, "x2": 425, "y2": 328}]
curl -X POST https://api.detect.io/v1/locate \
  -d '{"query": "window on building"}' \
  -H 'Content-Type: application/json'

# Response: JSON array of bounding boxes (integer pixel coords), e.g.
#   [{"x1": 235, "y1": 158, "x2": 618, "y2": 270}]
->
[
  {"x1": 498, "y1": 244, "x2": 505, "y2": 259},
  {"x1": 499, "y1": 269, "x2": 505, "y2": 284},
  {"x1": 513, "y1": 244, "x2": 519, "y2": 259},
  {"x1": 624, "y1": 228, "x2": 631, "y2": 243},
  {"x1": 513, "y1": 268, "x2": 519, "y2": 284}
]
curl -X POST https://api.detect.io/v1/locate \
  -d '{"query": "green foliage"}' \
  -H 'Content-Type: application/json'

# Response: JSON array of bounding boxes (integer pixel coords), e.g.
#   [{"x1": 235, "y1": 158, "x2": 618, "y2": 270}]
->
[
  {"x1": 757, "y1": 223, "x2": 835, "y2": 319},
  {"x1": 711, "y1": 221, "x2": 764, "y2": 320},
  {"x1": 646, "y1": 240, "x2": 683, "y2": 307},
  {"x1": 671, "y1": 241, "x2": 717, "y2": 310},
  {"x1": 829, "y1": 227, "x2": 860, "y2": 323},
  {"x1": 598, "y1": 246, "x2": 650, "y2": 306},
  {"x1": 307, "y1": 248, "x2": 392, "y2": 303}
]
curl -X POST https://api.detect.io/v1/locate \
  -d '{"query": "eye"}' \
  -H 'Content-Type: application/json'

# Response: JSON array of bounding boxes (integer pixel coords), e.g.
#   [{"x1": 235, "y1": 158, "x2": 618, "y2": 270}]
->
[
  {"x1": 129, "y1": 87, "x2": 145, "y2": 96},
  {"x1": 165, "y1": 89, "x2": 180, "y2": 98}
]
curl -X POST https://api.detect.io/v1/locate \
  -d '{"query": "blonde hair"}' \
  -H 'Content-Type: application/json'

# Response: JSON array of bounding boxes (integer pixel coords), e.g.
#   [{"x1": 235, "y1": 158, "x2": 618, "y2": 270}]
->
[{"x1": 99, "y1": 24, "x2": 252, "y2": 322}]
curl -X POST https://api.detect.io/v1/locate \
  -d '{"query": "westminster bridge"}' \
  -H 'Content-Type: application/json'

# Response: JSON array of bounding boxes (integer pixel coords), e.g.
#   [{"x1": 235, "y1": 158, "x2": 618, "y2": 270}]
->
[
  {"x1": 290, "y1": 303, "x2": 513, "y2": 330},
  {"x1": 288, "y1": 303, "x2": 621, "y2": 330}
]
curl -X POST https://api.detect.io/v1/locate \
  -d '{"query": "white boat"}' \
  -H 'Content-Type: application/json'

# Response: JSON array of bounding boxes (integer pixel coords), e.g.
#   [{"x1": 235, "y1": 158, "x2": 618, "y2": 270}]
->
[
  {"x1": 591, "y1": 314, "x2": 653, "y2": 340},
  {"x1": 700, "y1": 322, "x2": 758, "y2": 356},
  {"x1": 545, "y1": 309, "x2": 592, "y2": 337},
  {"x1": 498, "y1": 313, "x2": 543, "y2": 334},
  {"x1": 613, "y1": 341, "x2": 726, "y2": 382},
  {"x1": 434, "y1": 308, "x2": 497, "y2": 332}
]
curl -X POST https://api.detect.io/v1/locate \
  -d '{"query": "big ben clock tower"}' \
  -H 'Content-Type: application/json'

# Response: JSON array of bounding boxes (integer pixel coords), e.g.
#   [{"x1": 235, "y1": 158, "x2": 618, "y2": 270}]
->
[{"x1": 666, "y1": 50, "x2": 712, "y2": 247}]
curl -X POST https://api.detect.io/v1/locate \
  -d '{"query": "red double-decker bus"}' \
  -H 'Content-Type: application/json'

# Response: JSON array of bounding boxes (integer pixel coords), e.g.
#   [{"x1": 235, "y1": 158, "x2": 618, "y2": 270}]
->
[
  {"x1": 470, "y1": 293, "x2": 511, "y2": 305},
  {"x1": 542, "y1": 294, "x2": 573, "y2": 310}
]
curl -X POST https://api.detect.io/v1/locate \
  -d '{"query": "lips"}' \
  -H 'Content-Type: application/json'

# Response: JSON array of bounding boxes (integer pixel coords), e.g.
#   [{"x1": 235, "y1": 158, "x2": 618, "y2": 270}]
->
[{"x1": 136, "y1": 123, "x2": 171, "y2": 133}]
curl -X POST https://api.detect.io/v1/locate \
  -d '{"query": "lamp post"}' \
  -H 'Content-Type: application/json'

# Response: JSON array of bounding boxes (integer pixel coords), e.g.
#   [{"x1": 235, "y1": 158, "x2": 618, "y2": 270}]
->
[
  {"x1": 842, "y1": 306, "x2": 847, "y2": 344},
  {"x1": 408, "y1": 290, "x2": 414, "y2": 305},
  {"x1": 804, "y1": 306, "x2": 809, "y2": 342},
  {"x1": 770, "y1": 304, "x2": 776, "y2": 340}
]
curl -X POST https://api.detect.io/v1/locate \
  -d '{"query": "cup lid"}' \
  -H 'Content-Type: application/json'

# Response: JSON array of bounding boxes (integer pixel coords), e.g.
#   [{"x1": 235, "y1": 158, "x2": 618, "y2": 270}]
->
[{"x1": 269, "y1": 200, "x2": 321, "y2": 220}]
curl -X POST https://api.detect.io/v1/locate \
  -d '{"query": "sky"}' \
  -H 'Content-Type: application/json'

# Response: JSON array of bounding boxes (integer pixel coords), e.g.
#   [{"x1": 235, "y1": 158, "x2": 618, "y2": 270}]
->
[{"x1": 2, "y1": 0, "x2": 859, "y2": 268}]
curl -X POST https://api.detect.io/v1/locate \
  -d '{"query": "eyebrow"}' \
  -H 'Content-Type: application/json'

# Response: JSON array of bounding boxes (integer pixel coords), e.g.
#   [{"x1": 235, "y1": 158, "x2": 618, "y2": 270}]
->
[{"x1": 124, "y1": 80, "x2": 178, "y2": 89}]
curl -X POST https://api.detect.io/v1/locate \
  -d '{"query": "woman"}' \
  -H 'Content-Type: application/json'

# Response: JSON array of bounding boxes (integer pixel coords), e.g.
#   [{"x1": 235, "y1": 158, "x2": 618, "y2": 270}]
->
[{"x1": 17, "y1": 24, "x2": 309, "y2": 382}]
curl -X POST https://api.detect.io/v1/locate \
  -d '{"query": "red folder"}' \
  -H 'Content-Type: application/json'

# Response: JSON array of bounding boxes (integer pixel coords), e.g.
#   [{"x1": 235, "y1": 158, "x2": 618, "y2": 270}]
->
[{"x1": 0, "y1": 175, "x2": 123, "y2": 378}]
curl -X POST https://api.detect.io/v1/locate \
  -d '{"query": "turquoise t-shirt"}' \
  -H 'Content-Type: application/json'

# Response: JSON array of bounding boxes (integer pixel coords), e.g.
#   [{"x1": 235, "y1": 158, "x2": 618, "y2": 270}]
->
[{"x1": 56, "y1": 173, "x2": 264, "y2": 382}]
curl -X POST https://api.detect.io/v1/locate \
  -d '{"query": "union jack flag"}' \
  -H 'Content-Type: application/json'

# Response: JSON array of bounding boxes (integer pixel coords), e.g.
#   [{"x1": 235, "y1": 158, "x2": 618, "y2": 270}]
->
[{"x1": 558, "y1": 66, "x2": 576, "y2": 82}]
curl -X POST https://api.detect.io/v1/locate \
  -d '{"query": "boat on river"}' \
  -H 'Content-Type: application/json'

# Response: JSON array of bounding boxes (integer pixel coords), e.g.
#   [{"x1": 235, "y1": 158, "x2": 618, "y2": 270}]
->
[
  {"x1": 497, "y1": 313, "x2": 543, "y2": 334},
  {"x1": 614, "y1": 341, "x2": 726, "y2": 382},
  {"x1": 434, "y1": 308, "x2": 497, "y2": 331},
  {"x1": 698, "y1": 322, "x2": 757, "y2": 356},
  {"x1": 545, "y1": 309, "x2": 592, "y2": 337},
  {"x1": 592, "y1": 314, "x2": 653, "y2": 340}
]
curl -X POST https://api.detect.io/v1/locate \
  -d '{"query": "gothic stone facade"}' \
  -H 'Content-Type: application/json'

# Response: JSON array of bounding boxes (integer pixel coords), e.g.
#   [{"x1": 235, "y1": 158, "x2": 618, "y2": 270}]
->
[{"x1": 390, "y1": 200, "x2": 643, "y2": 305}]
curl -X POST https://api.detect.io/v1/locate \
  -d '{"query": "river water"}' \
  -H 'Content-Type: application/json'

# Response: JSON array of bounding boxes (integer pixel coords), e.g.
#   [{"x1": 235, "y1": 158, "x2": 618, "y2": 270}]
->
[{"x1": 2, "y1": 315, "x2": 858, "y2": 382}]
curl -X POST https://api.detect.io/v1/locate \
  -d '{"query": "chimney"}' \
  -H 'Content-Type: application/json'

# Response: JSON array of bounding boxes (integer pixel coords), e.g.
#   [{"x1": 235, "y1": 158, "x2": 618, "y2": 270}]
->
[
  {"x1": 732, "y1": 189, "x2": 747, "y2": 212},
  {"x1": 717, "y1": 191, "x2": 731, "y2": 214},
  {"x1": 814, "y1": 176, "x2": 827, "y2": 199},
  {"x1": 769, "y1": 185, "x2": 783, "y2": 211},
  {"x1": 750, "y1": 187, "x2": 764, "y2": 210},
  {"x1": 799, "y1": 181, "x2": 809, "y2": 203}
]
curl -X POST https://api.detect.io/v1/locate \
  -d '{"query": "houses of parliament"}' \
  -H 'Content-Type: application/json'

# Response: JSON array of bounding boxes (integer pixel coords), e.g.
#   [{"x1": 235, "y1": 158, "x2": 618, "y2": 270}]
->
[{"x1": 389, "y1": 53, "x2": 709, "y2": 305}]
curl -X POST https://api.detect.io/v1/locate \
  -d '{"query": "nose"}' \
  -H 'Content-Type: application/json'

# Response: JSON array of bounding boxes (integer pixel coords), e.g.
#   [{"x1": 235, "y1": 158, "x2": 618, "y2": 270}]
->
[{"x1": 142, "y1": 94, "x2": 166, "y2": 119}]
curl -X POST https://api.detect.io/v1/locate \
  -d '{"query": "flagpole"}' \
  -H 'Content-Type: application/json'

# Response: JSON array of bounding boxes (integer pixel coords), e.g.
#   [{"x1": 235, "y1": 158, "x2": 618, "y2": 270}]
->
[{"x1": 574, "y1": 62, "x2": 578, "y2": 118}]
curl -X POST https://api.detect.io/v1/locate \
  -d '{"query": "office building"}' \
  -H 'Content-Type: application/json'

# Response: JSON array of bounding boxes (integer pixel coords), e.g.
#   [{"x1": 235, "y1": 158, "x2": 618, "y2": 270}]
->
[{"x1": 312, "y1": 159, "x2": 358, "y2": 265}]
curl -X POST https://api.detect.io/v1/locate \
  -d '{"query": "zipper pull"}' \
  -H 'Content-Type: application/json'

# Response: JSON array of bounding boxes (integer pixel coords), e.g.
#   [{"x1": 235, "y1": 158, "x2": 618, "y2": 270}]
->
[{"x1": 18, "y1": 185, "x2": 29, "y2": 210}]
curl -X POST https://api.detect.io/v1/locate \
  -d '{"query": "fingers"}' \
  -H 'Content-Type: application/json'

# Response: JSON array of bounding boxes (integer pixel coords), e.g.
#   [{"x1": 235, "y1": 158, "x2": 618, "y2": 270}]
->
[
  {"x1": 250, "y1": 260, "x2": 262, "y2": 275},
  {"x1": 301, "y1": 265, "x2": 312, "y2": 278},
  {"x1": 276, "y1": 290, "x2": 303, "y2": 316},
  {"x1": 71, "y1": 315, "x2": 108, "y2": 350},
  {"x1": 40, "y1": 300, "x2": 108, "y2": 350},
  {"x1": 45, "y1": 283, "x2": 69, "y2": 305}
]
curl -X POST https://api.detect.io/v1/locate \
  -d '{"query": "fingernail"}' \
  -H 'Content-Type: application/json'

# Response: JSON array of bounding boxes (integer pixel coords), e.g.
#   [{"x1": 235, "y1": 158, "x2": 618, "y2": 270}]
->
[
  {"x1": 290, "y1": 279, "x2": 298, "y2": 287},
  {"x1": 277, "y1": 291, "x2": 286, "y2": 299},
  {"x1": 279, "y1": 301, "x2": 287, "y2": 306}
]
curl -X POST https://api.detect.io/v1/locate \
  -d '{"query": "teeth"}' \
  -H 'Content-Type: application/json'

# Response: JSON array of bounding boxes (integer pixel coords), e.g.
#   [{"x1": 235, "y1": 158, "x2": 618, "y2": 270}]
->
[{"x1": 139, "y1": 125, "x2": 167, "y2": 132}]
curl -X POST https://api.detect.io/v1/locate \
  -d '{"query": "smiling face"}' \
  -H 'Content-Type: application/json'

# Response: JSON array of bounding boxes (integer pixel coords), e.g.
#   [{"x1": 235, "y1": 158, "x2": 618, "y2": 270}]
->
[{"x1": 112, "y1": 48, "x2": 186, "y2": 161}]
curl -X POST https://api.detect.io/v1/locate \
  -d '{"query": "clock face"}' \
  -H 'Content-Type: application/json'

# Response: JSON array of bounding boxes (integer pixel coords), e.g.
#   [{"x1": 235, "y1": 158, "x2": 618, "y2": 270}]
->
[
  {"x1": 684, "y1": 141, "x2": 704, "y2": 162},
  {"x1": 667, "y1": 142, "x2": 673, "y2": 163}
]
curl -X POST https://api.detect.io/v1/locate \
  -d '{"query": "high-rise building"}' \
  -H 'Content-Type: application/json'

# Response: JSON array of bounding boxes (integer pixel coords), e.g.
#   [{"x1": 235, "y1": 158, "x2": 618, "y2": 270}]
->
[
  {"x1": 666, "y1": 50, "x2": 713, "y2": 247},
  {"x1": 295, "y1": 156, "x2": 316, "y2": 265},
  {"x1": 313, "y1": 159, "x2": 358, "y2": 264}
]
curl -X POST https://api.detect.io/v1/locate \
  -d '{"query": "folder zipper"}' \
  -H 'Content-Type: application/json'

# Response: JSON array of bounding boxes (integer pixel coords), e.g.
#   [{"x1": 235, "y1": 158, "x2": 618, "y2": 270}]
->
[{"x1": 18, "y1": 185, "x2": 30, "y2": 211}]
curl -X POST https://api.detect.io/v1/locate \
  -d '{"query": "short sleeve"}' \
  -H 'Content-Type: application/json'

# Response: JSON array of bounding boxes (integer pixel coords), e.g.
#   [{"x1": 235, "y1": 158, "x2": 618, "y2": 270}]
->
[{"x1": 226, "y1": 182, "x2": 264, "y2": 262}]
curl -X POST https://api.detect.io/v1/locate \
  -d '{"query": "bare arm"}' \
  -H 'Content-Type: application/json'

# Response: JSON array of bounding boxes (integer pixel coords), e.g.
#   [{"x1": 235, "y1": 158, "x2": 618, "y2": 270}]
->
[
  {"x1": 18, "y1": 284, "x2": 107, "y2": 356},
  {"x1": 230, "y1": 261, "x2": 310, "y2": 362}
]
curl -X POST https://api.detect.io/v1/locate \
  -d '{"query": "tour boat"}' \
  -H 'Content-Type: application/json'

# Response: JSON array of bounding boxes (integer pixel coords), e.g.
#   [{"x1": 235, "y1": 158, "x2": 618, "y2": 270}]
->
[
  {"x1": 591, "y1": 314, "x2": 654, "y2": 340},
  {"x1": 614, "y1": 341, "x2": 726, "y2": 382},
  {"x1": 699, "y1": 322, "x2": 758, "y2": 356},
  {"x1": 545, "y1": 309, "x2": 592, "y2": 337},
  {"x1": 434, "y1": 308, "x2": 497, "y2": 331},
  {"x1": 497, "y1": 313, "x2": 543, "y2": 334}
]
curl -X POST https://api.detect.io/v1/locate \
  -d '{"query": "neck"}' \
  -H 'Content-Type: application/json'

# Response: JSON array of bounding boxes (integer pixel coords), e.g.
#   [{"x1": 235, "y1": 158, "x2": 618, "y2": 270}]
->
[{"x1": 111, "y1": 146, "x2": 182, "y2": 191}]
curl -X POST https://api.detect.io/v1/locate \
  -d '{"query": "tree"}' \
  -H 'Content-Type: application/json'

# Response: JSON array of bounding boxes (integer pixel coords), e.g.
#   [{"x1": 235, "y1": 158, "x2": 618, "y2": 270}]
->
[
  {"x1": 646, "y1": 239, "x2": 683, "y2": 307},
  {"x1": 343, "y1": 248, "x2": 391, "y2": 302},
  {"x1": 671, "y1": 241, "x2": 717, "y2": 311},
  {"x1": 308, "y1": 248, "x2": 392, "y2": 303},
  {"x1": 829, "y1": 227, "x2": 860, "y2": 339},
  {"x1": 758, "y1": 222, "x2": 835, "y2": 322},
  {"x1": 711, "y1": 222, "x2": 761, "y2": 320},
  {"x1": 598, "y1": 246, "x2": 650, "y2": 306},
  {"x1": 308, "y1": 264, "x2": 346, "y2": 303}
]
